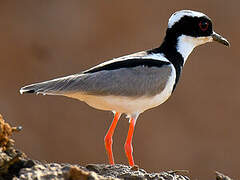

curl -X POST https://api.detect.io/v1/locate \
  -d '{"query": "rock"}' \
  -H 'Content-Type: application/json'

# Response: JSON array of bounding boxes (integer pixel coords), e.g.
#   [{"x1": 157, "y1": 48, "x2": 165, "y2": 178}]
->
[
  {"x1": 15, "y1": 163, "x2": 190, "y2": 180},
  {"x1": 0, "y1": 114, "x2": 234, "y2": 180}
]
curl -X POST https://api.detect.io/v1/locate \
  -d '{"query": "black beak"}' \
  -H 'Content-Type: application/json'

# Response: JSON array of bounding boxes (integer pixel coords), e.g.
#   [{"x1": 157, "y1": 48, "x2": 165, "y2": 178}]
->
[{"x1": 212, "y1": 32, "x2": 230, "y2": 47}]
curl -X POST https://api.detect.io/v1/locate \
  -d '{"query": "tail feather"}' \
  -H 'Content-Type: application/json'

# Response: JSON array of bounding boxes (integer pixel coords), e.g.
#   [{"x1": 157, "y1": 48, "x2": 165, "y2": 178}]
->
[
  {"x1": 19, "y1": 75, "x2": 77, "y2": 95},
  {"x1": 20, "y1": 86, "x2": 36, "y2": 94},
  {"x1": 20, "y1": 83, "x2": 48, "y2": 95}
]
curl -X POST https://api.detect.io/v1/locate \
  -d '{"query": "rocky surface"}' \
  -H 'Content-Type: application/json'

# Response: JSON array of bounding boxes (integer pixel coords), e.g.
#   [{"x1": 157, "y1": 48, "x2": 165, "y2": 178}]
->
[
  {"x1": 0, "y1": 114, "x2": 234, "y2": 180},
  {"x1": 14, "y1": 163, "x2": 190, "y2": 180}
]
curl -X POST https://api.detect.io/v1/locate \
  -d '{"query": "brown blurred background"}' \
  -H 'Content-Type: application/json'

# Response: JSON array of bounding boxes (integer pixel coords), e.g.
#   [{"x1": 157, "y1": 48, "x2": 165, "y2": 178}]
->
[{"x1": 0, "y1": 0, "x2": 239, "y2": 179}]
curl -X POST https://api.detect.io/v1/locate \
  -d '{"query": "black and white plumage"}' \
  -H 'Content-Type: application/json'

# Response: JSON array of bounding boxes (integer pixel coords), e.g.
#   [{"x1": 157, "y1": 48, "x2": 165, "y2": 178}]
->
[{"x1": 19, "y1": 10, "x2": 230, "y2": 166}]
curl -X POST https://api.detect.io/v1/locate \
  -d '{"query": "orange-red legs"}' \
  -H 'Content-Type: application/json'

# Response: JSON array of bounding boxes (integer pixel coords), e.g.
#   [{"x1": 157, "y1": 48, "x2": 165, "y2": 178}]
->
[
  {"x1": 104, "y1": 112, "x2": 121, "y2": 165},
  {"x1": 124, "y1": 115, "x2": 138, "y2": 166}
]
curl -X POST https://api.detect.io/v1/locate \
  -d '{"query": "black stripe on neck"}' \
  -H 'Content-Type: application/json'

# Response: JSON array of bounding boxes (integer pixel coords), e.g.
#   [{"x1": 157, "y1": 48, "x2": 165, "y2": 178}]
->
[
  {"x1": 83, "y1": 59, "x2": 170, "y2": 74},
  {"x1": 147, "y1": 33, "x2": 184, "y2": 92}
]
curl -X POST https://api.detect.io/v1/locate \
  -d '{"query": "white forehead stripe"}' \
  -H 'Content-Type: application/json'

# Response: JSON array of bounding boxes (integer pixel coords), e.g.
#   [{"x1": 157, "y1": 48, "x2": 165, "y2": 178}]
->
[{"x1": 168, "y1": 10, "x2": 206, "y2": 28}]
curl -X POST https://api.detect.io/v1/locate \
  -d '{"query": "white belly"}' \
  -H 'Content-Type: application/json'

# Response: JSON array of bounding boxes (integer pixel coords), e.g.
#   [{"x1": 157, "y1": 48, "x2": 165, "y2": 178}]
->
[
  {"x1": 64, "y1": 67, "x2": 176, "y2": 115},
  {"x1": 76, "y1": 92, "x2": 171, "y2": 115}
]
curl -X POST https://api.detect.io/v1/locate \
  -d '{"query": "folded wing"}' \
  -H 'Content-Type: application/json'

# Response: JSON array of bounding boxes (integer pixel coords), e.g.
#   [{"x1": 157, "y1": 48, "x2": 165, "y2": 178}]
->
[{"x1": 20, "y1": 59, "x2": 173, "y2": 97}]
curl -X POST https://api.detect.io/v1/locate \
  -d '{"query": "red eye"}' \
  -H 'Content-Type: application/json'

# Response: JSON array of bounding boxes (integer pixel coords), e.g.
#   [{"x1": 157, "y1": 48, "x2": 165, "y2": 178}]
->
[{"x1": 199, "y1": 21, "x2": 209, "y2": 31}]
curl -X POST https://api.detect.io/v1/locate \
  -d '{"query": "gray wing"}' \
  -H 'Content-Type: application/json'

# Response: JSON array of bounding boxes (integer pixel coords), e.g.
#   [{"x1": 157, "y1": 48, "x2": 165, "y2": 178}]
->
[
  {"x1": 20, "y1": 64, "x2": 173, "y2": 97},
  {"x1": 75, "y1": 65, "x2": 173, "y2": 97}
]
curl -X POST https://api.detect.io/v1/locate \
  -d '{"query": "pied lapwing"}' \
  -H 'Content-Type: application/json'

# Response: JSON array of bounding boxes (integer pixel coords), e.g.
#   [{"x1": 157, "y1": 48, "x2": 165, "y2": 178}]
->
[{"x1": 20, "y1": 10, "x2": 230, "y2": 166}]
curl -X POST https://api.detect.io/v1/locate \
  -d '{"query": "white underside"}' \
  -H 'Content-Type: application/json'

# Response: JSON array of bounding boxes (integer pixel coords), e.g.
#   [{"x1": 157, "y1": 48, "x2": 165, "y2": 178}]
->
[{"x1": 64, "y1": 64, "x2": 176, "y2": 116}]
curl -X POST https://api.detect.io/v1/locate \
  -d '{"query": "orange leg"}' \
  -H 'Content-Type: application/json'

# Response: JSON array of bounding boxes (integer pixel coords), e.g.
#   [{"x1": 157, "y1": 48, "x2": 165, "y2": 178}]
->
[
  {"x1": 104, "y1": 112, "x2": 121, "y2": 165},
  {"x1": 124, "y1": 116, "x2": 137, "y2": 166}
]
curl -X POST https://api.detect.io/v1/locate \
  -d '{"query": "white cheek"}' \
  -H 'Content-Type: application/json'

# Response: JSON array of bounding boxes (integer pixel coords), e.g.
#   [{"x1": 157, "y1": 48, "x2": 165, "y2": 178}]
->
[
  {"x1": 176, "y1": 35, "x2": 212, "y2": 64},
  {"x1": 195, "y1": 36, "x2": 213, "y2": 45},
  {"x1": 180, "y1": 35, "x2": 212, "y2": 46}
]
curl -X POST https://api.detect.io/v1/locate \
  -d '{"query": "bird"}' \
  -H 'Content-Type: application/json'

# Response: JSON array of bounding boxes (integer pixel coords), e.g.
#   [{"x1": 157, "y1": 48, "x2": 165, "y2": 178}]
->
[{"x1": 19, "y1": 10, "x2": 230, "y2": 166}]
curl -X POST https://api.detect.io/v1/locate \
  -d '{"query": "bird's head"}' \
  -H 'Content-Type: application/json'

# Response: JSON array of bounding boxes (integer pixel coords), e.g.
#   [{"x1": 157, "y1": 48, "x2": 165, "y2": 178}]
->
[{"x1": 164, "y1": 10, "x2": 230, "y2": 61}]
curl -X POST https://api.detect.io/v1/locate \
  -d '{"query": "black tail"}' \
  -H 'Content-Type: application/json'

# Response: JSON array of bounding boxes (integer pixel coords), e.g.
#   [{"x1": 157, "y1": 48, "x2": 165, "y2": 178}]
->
[{"x1": 20, "y1": 83, "x2": 42, "y2": 94}]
